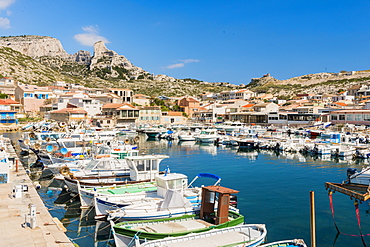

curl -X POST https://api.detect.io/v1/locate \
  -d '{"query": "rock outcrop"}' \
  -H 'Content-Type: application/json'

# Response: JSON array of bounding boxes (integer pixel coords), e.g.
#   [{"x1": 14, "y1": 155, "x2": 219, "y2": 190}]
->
[
  {"x1": 89, "y1": 41, "x2": 147, "y2": 79},
  {"x1": 73, "y1": 50, "x2": 92, "y2": 64},
  {"x1": 0, "y1": 35, "x2": 69, "y2": 58}
]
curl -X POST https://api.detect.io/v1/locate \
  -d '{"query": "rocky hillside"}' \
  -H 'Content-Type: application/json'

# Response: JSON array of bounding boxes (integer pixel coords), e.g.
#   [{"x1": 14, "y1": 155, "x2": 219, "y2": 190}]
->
[
  {"x1": 247, "y1": 71, "x2": 370, "y2": 98},
  {"x1": 1, "y1": 35, "x2": 369, "y2": 98},
  {"x1": 0, "y1": 35, "x2": 237, "y2": 96}
]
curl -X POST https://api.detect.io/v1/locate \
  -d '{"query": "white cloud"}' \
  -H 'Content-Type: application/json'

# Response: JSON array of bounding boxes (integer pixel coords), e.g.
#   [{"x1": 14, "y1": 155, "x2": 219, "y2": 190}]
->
[
  {"x1": 6, "y1": 10, "x2": 12, "y2": 16},
  {"x1": 0, "y1": 17, "x2": 10, "y2": 29},
  {"x1": 164, "y1": 59, "x2": 199, "y2": 69},
  {"x1": 82, "y1": 25, "x2": 98, "y2": 33},
  {"x1": 74, "y1": 25, "x2": 110, "y2": 47},
  {"x1": 0, "y1": 0, "x2": 15, "y2": 10},
  {"x1": 166, "y1": 63, "x2": 185, "y2": 69},
  {"x1": 180, "y1": 59, "x2": 200, "y2": 63}
]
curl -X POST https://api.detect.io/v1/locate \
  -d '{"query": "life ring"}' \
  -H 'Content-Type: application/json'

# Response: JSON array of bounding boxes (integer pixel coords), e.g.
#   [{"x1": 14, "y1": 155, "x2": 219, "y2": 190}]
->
[
  {"x1": 60, "y1": 166, "x2": 70, "y2": 176},
  {"x1": 134, "y1": 136, "x2": 140, "y2": 142},
  {"x1": 125, "y1": 139, "x2": 130, "y2": 144}
]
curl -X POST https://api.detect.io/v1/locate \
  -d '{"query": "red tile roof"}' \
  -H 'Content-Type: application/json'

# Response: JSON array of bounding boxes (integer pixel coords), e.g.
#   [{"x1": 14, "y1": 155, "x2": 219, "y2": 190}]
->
[
  {"x1": 0, "y1": 99, "x2": 20, "y2": 105},
  {"x1": 102, "y1": 103, "x2": 125, "y2": 109},
  {"x1": 242, "y1": 104, "x2": 255, "y2": 108},
  {"x1": 165, "y1": 111, "x2": 183, "y2": 116}
]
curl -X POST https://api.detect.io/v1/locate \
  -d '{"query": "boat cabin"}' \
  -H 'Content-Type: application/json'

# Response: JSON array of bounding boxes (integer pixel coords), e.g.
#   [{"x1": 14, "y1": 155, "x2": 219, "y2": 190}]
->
[
  {"x1": 155, "y1": 173, "x2": 188, "y2": 198},
  {"x1": 126, "y1": 155, "x2": 169, "y2": 182},
  {"x1": 83, "y1": 157, "x2": 127, "y2": 173}
]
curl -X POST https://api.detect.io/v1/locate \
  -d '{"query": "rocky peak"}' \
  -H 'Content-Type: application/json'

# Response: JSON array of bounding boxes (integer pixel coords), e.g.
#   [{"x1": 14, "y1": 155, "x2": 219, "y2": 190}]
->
[{"x1": 89, "y1": 41, "x2": 147, "y2": 79}]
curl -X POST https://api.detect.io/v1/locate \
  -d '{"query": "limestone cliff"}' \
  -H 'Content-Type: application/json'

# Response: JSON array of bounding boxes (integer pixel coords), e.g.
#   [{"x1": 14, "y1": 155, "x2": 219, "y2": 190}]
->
[{"x1": 0, "y1": 35, "x2": 69, "y2": 58}]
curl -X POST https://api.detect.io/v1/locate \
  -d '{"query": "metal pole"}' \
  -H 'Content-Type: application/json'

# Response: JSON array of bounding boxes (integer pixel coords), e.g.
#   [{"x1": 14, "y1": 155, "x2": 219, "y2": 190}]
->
[
  {"x1": 15, "y1": 158, "x2": 18, "y2": 172},
  {"x1": 310, "y1": 191, "x2": 316, "y2": 247}
]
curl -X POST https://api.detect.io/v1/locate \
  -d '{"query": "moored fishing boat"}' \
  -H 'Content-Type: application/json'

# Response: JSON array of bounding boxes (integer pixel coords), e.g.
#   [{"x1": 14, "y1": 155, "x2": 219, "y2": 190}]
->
[
  {"x1": 58, "y1": 154, "x2": 168, "y2": 193},
  {"x1": 177, "y1": 131, "x2": 197, "y2": 141},
  {"x1": 100, "y1": 172, "x2": 222, "y2": 220},
  {"x1": 110, "y1": 185, "x2": 244, "y2": 247},
  {"x1": 78, "y1": 181, "x2": 157, "y2": 208},
  {"x1": 196, "y1": 129, "x2": 219, "y2": 143},
  {"x1": 136, "y1": 224, "x2": 267, "y2": 247}
]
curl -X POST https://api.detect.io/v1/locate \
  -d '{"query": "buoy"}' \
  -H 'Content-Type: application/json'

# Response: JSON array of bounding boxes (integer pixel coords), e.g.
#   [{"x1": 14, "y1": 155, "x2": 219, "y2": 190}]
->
[{"x1": 33, "y1": 181, "x2": 41, "y2": 189}]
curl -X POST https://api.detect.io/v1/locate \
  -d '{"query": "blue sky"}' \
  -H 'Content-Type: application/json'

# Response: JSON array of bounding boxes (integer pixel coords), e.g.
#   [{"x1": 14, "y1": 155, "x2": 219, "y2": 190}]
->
[{"x1": 1, "y1": 0, "x2": 370, "y2": 85}]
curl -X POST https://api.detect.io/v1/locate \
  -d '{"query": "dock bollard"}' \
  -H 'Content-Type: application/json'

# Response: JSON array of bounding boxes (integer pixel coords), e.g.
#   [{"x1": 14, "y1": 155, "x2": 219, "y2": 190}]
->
[{"x1": 29, "y1": 204, "x2": 37, "y2": 229}]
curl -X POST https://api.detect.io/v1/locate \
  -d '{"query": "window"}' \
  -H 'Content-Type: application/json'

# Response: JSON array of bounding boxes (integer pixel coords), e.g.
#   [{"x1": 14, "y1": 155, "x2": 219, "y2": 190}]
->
[
  {"x1": 331, "y1": 115, "x2": 338, "y2": 121},
  {"x1": 347, "y1": 114, "x2": 353, "y2": 121},
  {"x1": 339, "y1": 115, "x2": 346, "y2": 121},
  {"x1": 364, "y1": 114, "x2": 370, "y2": 121},
  {"x1": 355, "y1": 114, "x2": 362, "y2": 121}
]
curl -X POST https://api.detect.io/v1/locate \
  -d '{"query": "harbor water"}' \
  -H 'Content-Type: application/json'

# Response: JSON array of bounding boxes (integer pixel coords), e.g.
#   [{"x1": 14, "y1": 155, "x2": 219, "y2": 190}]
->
[{"x1": 6, "y1": 132, "x2": 370, "y2": 247}]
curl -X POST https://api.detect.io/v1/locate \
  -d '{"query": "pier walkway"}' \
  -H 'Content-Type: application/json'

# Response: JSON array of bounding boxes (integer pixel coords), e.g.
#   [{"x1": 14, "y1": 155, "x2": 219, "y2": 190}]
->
[{"x1": 0, "y1": 141, "x2": 74, "y2": 247}]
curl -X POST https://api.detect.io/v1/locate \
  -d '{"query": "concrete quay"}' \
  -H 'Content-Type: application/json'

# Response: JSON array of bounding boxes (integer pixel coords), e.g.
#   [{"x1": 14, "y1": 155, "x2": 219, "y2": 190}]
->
[{"x1": 0, "y1": 141, "x2": 74, "y2": 247}]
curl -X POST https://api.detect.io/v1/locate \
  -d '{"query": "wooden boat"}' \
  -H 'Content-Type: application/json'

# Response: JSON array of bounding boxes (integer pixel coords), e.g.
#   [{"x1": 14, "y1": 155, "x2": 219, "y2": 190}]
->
[
  {"x1": 136, "y1": 224, "x2": 267, "y2": 247},
  {"x1": 111, "y1": 212, "x2": 246, "y2": 247},
  {"x1": 110, "y1": 185, "x2": 244, "y2": 247},
  {"x1": 259, "y1": 239, "x2": 307, "y2": 247}
]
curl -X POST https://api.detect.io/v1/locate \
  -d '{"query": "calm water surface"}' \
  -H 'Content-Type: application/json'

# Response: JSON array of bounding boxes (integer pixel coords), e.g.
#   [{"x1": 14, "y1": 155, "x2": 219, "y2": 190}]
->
[{"x1": 6, "y1": 132, "x2": 370, "y2": 247}]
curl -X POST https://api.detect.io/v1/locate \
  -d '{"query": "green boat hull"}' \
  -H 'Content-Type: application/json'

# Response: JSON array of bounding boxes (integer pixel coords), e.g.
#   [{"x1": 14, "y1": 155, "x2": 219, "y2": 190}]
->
[{"x1": 113, "y1": 210, "x2": 244, "y2": 241}]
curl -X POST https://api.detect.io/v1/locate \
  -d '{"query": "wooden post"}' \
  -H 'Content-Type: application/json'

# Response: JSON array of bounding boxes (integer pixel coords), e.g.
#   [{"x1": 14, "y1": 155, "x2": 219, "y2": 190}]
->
[
  {"x1": 310, "y1": 191, "x2": 316, "y2": 247},
  {"x1": 15, "y1": 158, "x2": 18, "y2": 172}
]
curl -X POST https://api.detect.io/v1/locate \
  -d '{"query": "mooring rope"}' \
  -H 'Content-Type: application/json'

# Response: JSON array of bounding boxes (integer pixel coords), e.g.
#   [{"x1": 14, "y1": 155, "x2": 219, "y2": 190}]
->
[{"x1": 328, "y1": 191, "x2": 369, "y2": 246}]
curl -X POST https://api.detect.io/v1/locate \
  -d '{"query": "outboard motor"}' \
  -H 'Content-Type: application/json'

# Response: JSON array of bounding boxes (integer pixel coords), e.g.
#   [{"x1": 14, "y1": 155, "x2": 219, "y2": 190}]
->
[
  {"x1": 347, "y1": 168, "x2": 357, "y2": 179},
  {"x1": 229, "y1": 195, "x2": 238, "y2": 208}
]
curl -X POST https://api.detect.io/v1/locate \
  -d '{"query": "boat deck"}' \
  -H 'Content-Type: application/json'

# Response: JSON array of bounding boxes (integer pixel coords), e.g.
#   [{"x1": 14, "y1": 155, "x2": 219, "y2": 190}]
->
[
  {"x1": 143, "y1": 226, "x2": 262, "y2": 247},
  {"x1": 94, "y1": 184, "x2": 157, "y2": 195},
  {"x1": 0, "y1": 142, "x2": 73, "y2": 247},
  {"x1": 134, "y1": 219, "x2": 214, "y2": 233}
]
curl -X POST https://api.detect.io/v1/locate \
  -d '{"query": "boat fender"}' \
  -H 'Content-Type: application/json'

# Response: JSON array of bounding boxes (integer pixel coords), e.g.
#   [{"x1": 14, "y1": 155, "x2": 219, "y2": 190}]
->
[
  {"x1": 60, "y1": 166, "x2": 70, "y2": 176},
  {"x1": 33, "y1": 181, "x2": 41, "y2": 189}
]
